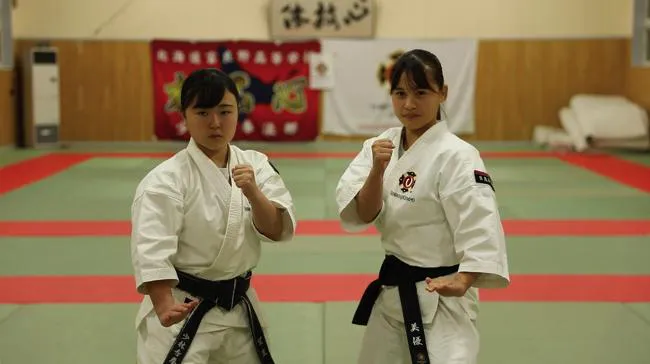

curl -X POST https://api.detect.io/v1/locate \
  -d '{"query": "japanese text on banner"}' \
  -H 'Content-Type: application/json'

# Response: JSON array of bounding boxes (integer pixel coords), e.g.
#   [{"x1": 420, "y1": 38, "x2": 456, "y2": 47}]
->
[{"x1": 150, "y1": 40, "x2": 321, "y2": 142}]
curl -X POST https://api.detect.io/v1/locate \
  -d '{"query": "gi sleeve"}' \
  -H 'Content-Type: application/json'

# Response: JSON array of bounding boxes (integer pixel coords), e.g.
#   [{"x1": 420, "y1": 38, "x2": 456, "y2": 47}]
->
[
  {"x1": 439, "y1": 148, "x2": 510, "y2": 289},
  {"x1": 130, "y1": 187, "x2": 184, "y2": 295},
  {"x1": 252, "y1": 156, "x2": 297, "y2": 243},
  {"x1": 335, "y1": 138, "x2": 384, "y2": 233}
]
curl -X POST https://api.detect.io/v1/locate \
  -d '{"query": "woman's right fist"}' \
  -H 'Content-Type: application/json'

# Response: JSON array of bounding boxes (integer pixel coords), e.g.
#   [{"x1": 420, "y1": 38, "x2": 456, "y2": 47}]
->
[{"x1": 371, "y1": 139, "x2": 395, "y2": 171}]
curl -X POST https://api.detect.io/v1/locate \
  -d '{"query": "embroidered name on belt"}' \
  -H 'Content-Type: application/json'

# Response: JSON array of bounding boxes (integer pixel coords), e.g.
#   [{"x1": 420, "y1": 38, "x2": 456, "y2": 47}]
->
[{"x1": 474, "y1": 170, "x2": 494, "y2": 191}]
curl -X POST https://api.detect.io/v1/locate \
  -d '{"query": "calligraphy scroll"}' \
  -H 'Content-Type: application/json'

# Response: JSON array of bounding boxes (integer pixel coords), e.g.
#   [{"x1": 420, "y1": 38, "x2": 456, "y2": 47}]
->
[{"x1": 269, "y1": 0, "x2": 375, "y2": 39}]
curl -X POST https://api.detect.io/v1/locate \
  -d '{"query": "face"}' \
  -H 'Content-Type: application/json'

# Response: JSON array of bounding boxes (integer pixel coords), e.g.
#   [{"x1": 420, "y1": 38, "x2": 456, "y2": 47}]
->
[
  {"x1": 184, "y1": 91, "x2": 238, "y2": 152},
  {"x1": 390, "y1": 71, "x2": 447, "y2": 132}
]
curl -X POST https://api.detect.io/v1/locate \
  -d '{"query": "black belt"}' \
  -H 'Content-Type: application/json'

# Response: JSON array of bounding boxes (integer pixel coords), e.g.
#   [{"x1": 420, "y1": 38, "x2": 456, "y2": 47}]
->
[
  {"x1": 352, "y1": 255, "x2": 459, "y2": 364},
  {"x1": 162, "y1": 270, "x2": 274, "y2": 364}
]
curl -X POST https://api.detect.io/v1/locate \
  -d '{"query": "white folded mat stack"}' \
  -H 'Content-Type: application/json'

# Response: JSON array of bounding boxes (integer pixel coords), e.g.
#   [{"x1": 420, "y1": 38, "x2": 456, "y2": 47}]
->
[{"x1": 533, "y1": 94, "x2": 650, "y2": 152}]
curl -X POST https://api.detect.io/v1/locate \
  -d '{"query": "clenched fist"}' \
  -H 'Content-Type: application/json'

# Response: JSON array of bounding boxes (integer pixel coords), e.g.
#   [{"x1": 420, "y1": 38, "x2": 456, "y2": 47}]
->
[
  {"x1": 371, "y1": 139, "x2": 394, "y2": 172},
  {"x1": 232, "y1": 164, "x2": 259, "y2": 198}
]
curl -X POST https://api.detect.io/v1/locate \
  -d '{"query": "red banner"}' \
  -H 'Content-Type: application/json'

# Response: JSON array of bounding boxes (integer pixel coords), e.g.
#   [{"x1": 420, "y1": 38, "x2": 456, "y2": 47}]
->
[{"x1": 151, "y1": 39, "x2": 321, "y2": 142}]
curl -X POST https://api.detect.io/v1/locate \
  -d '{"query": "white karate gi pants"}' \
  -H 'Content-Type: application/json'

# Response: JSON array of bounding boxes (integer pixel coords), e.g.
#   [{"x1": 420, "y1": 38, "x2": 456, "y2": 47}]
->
[
  {"x1": 136, "y1": 310, "x2": 267, "y2": 364},
  {"x1": 357, "y1": 296, "x2": 479, "y2": 364}
]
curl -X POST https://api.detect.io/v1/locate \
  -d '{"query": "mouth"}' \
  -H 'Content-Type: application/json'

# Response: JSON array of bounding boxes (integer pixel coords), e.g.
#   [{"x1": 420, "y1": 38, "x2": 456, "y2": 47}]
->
[
  {"x1": 208, "y1": 134, "x2": 222, "y2": 139},
  {"x1": 402, "y1": 114, "x2": 421, "y2": 119}
]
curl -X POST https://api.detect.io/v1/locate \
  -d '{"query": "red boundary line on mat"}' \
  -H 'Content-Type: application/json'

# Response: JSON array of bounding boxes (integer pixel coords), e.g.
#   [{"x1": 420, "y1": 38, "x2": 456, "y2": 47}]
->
[
  {"x1": 1, "y1": 150, "x2": 645, "y2": 209},
  {"x1": 0, "y1": 150, "x2": 556, "y2": 197},
  {"x1": 0, "y1": 154, "x2": 92, "y2": 196},
  {"x1": 1, "y1": 274, "x2": 649, "y2": 304},
  {"x1": 1, "y1": 219, "x2": 649, "y2": 237},
  {"x1": 557, "y1": 154, "x2": 650, "y2": 194}
]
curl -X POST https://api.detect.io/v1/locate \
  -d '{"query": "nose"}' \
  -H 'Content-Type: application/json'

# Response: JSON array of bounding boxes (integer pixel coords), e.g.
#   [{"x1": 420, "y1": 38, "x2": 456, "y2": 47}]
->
[
  {"x1": 404, "y1": 95, "x2": 416, "y2": 110},
  {"x1": 208, "y1": 114, "x2": 220, "y2": 129}
]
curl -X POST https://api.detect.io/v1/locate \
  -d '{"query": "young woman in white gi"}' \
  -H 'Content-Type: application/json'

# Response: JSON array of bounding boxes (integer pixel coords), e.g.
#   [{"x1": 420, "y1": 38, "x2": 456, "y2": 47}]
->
[
  {"x1": 336, "y1": 49, "x2": 511, "y2": 364},
  {"x1": 130, "y1": 68, "x2": 296, "y2": 364}
]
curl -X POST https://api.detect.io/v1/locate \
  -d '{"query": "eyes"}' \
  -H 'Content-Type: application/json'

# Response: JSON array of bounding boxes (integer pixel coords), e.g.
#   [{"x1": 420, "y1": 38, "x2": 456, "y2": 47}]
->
[
  {"x1": 392, "y1": 90, "x2": 431, "y2": 97},
  {"x1": 195, "y1": 110, "x2": 233, "y2": 117}
]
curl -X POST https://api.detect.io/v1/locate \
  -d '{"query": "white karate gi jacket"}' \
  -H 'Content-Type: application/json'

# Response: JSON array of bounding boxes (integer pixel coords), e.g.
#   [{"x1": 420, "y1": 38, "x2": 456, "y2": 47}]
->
[
  {"x1": 130, "y1": 138, "x2": 297, "y2": 331},
  {"x1": 336, "y1": 121, "x2": 510, "y2": 324}
]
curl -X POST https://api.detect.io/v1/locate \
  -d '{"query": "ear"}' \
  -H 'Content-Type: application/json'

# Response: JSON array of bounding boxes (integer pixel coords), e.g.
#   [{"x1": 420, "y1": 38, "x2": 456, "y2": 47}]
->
[{"x1": 441, "y1": 85, "x2": 448, "y2": 102}]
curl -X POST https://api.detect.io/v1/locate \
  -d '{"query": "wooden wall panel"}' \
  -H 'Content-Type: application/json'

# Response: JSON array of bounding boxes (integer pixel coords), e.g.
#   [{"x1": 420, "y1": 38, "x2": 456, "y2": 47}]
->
[
  {"x1": 474, "y1": 38, "x2": 628, "y2": 140},
  {"x1": 12, "y1": 38, "x2": 630, "y2": 142},
  {"x1": 626, "y1": 67, "x2": 650, "y2": 112},
  {"x1": 15, "y1": 40, "x2": 154, "y2": 142},
  {"x1": 0, "y1": 70, "x2": 15, "y2": 146}
]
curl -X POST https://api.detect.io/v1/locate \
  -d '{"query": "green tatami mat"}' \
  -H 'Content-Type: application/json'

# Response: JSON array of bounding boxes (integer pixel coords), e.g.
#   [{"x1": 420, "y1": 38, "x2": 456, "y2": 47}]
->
[
  {"x1": 323, "y1": 301, "x2": 650, "y2": 364},
  {"x1": 626, "y1": 303, "x2": 650, "y2": 323},
  {"x1": 0, "y1": 303, "x2": 323, "y2": 364},
  {"x1": 263, "y1": 303, "x2": 325, "y2": 364},
  {"x1": 3, "y1": 236, "x2": 650, "y2": 276},
  {"x1": 0, "y1": 304, "x2": 138, "y2": 364},
  {"x1": 260, "y1": 236, "x2": 650, "y2": 275},
  {"x1": 2, "y1": 155, "x2": 649, "y2": 220},
  {"x1": 0, "y1": 305, "x2": 20, "y2": 324},
  {"x1": 0, "y1": 237, "x2": 133, "y2": 276},
  {"x1": 2, "y1": 301, "x2": 646, "y2": 364},
  {"x1": 0, "y1": 158, "x2": 162, "y2": 220},
  {"x1": 615, "y1": 153, "x2": 650, "y2": 167},
  {"x1": 478, "y1": 302, "x2": 650, "y2": 364},
  {"x1": 0, "y1": 149, "x2": 46, "y2": 167},
  {"x1": 481, "y1": 158, "x2": 650, "y2": 218},
  {"x1": 9, "y1": 139, "x2": 544, "y2": 154}
]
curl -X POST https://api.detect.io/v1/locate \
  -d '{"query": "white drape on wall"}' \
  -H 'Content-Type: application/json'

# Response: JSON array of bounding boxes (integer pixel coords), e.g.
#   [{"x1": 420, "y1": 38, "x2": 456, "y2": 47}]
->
[{"x1": 320, "y1": 38, "x2": 478, "y2": 136}]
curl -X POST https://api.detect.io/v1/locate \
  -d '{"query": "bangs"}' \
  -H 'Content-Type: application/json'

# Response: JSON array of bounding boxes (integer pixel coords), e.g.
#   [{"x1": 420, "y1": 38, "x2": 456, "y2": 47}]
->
[
  {"x1": 186, "y1": 81, "x2": 226, "y2": 110},
  {"x1": 390, "y1": 56, "x2": 433, "y2": 92},
  {"x1": 180, "y1": 68, "x2": 240, "y2": 112}
]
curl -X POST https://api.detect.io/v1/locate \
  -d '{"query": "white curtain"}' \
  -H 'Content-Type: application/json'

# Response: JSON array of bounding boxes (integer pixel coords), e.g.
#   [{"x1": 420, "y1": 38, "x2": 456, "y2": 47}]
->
[{"x1": 320, "y1": 38, "x2": 478, "y2": 136}]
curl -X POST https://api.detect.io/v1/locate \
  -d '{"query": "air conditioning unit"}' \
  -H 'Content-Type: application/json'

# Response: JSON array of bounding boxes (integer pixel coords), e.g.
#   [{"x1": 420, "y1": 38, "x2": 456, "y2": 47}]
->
[{"x1": 22, "y1": 46, "x2": 60, "y2": 148}]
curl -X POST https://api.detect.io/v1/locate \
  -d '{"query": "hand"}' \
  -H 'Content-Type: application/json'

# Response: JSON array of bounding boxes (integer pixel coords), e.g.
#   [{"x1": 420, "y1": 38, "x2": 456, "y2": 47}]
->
[
  {"x1": 156, "y1": 300, "x2": 199, "y2": 327},
  {"x1": 371, "y1": 139, "x2": 394, "y2": 171},
  {"x1": 425, "y1": 273, "x2": 477, "y2": 297},
  {"x1": 232, "y1": 164, "x2": 259, "y2": 197}
]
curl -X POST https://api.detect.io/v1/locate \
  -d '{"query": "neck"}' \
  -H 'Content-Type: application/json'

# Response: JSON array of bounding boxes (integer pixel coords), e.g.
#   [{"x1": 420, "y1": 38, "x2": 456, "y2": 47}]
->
[
  {"x1": 403, "y1": 120, "x2": 435, "y2": 150},
  {"x1": 197, "y1": 143, "x2": 229, "y2": 168}
]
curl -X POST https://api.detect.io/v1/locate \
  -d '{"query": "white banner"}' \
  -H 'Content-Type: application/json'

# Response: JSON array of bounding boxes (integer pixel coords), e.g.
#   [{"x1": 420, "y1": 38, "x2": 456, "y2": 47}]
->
[
  {"x1": 309, "y1": 52, "x2": 336, "y2": 90},
  {"x1": 321, "y1": 39, "x2": 478, "y2": 136}
]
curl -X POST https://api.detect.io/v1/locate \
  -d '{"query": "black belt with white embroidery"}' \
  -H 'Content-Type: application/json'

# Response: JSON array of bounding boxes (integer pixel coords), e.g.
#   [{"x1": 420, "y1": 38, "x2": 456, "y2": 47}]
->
[
  {"x1": 352, "y1": 255, "x2": 459, "y2": 364},
  {"x1": 162, "y1": 269, "x2": 274, "y2": 364}
]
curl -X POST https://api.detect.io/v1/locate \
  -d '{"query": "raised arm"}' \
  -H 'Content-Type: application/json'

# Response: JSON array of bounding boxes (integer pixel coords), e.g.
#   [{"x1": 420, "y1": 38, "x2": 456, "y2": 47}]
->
[
  {"x1": 335, "y1": 138, "x2": 394, "y2": 232},
  {"x1": 239, "y1": 156, "x2": 297, "y2": 243}
]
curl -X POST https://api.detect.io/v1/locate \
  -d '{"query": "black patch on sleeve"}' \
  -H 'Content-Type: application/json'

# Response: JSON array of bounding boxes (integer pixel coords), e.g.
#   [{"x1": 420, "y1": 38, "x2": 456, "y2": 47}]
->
[
  {"x1": 268, "y1": 160, "x2": 280, "y2": 175},
  {"x1": 474, "y1": 170, "x2": 494, "y2": 191}
]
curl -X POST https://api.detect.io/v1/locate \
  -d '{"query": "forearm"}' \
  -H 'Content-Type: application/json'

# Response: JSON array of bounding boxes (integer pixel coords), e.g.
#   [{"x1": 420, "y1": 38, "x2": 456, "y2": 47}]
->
[
  {"x1": 249, "y1": 189, "x2": 284, "y2": 241},
  {"x1": 456, "y1": 272, "x2": 480, "y2": 289},
  {"x1": 355, "y1": 167, "x2": 384, "y2": 223},
  {"x1": 145, "y1": 279, "x2": 175, "y2": 314}
]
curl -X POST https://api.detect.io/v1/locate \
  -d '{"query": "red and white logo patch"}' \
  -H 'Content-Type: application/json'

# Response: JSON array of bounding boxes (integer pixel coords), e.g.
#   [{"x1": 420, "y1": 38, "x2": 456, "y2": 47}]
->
[{"x1": 398, "y1": 171, "x2": 417, "y2": 193}]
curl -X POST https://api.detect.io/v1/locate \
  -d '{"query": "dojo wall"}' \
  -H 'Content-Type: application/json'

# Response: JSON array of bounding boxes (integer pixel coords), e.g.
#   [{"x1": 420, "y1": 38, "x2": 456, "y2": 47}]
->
[
  {"x1": 0, "y1": 70, "x2": 15, "y2": 146},
  {"x1": 1, "y1": 0, "x2": 644, "y2": 145},
  {"x1": 11, "y1": 0, "x2": 632, "y2": 40}
]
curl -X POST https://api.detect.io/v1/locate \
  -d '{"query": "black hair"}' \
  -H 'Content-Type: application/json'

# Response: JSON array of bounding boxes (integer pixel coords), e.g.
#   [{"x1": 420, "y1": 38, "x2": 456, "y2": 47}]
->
[
  {"x1": 180, "y1": 68, "x2": 240, "y2": 113},
  {"x1": 389, "y1": 49, "x2": 445, "y2": 120}
]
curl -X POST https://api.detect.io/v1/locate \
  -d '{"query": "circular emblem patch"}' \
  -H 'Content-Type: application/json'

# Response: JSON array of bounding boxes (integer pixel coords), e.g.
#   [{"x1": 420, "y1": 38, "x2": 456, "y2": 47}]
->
[{"x1": 398, "y1": 171, "x2": 417, "y2": 193}]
